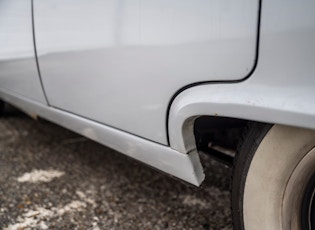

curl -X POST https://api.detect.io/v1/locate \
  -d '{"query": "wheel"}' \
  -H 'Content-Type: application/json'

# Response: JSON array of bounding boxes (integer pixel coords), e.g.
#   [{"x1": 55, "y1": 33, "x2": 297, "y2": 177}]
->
[{"x1": 232, "y1": 123, "x2": 315, "y2": 230}]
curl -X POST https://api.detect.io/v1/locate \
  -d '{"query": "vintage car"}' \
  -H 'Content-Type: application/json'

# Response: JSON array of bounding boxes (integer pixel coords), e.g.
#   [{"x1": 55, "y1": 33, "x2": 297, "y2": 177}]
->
[{"x1": 1, "y1": 0, "x2": 314, "y2": 229}]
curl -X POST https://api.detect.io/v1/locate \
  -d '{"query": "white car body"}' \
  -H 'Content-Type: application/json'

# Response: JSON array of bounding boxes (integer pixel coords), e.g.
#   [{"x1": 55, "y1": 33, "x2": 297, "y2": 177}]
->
[{"x1": 0, "y1": 0, "x2": 315, "y2": 186}]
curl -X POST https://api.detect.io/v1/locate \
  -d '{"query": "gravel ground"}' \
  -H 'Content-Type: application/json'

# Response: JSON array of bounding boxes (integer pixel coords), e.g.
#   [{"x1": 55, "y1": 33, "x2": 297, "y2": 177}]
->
[{"x1": 0, "y1": 107, "x2": 232, "y2": 230}]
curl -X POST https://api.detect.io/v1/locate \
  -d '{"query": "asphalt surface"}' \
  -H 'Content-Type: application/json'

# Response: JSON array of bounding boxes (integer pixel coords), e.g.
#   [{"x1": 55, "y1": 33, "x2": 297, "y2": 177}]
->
[{"x1": 0, "y1": 107, "x2": 232, "y2": 230}]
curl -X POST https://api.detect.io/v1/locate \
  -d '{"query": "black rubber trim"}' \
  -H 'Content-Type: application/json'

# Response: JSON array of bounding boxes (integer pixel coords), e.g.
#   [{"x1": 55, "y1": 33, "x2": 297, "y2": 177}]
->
[
  {"x1": 231, "y1": 122, "x2": 272, "y2": 230},
  {"x1": 31, "y1": 0, "x2": 50, "y2": 105},
  {"x1": 301, "y1": 172, "x2": 315, "y2": 230},
  {"x1": 165, "y1": 0, "x2": 262, "y2": 145}
]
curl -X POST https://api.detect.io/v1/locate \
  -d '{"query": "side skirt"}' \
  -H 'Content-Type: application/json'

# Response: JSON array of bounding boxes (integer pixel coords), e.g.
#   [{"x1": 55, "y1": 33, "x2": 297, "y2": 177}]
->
[{"x1": 0, "y1": 89, "x2": 205, "y2": 186}]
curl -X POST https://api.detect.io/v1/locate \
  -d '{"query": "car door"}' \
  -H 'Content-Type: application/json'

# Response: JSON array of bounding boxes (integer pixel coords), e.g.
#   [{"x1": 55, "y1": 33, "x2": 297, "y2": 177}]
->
[
  {"x1": 0, "y1": 1, "x2": 47, "y2": 104},
  {"x1": 33, "y1": 0, "x2": 259, "y2": 144}
]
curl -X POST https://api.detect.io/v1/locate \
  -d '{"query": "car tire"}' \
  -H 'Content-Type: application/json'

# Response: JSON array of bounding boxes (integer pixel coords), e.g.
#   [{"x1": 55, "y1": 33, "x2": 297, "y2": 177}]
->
[{"x1": 232, "y1": 122, "x2": 315, "y2": 230}]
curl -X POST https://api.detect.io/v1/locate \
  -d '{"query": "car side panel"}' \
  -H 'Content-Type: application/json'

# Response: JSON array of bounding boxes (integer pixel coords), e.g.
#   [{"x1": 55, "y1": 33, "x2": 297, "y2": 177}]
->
[{"x1": 34, "y1": 0, "x2": 259, "y2": 144}]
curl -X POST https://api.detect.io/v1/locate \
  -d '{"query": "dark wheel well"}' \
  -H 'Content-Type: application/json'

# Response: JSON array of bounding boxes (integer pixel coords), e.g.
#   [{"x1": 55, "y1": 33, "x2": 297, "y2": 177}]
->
[
  {"x1": 0, "y1": 100, "x2": 4, "y2": 115},
  {"x1": 194, "y1": 117, "x2": 273, "y2": 229},
  {"x1": 193, "y1": 116, "x2": 248, "y2": 165}
]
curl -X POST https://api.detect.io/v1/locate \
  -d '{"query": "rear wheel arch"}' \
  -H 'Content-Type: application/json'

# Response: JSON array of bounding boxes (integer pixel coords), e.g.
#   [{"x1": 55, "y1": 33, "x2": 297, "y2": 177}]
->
[{"x1": 180, "y1": 115, "x2": 315, "y2": 229}]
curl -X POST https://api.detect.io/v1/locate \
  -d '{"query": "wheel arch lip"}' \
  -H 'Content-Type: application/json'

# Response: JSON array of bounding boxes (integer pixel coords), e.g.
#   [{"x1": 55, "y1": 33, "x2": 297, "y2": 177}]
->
[
  {"x1": 168, "y1": 0, "x2": 315, "y2": 154},
  {"x1": 168, "y1": 81, "x2": 315, "y2": 153}
]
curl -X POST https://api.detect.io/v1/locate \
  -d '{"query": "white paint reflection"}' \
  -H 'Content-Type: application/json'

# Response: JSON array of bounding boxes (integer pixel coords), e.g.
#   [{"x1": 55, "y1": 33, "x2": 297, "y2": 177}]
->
[
  {"x1": 35, "y1": 0, "x2": 258, "y2": 54},
  {"x1": 0, "y1": 1, "x2": 35, "y2": 60}
]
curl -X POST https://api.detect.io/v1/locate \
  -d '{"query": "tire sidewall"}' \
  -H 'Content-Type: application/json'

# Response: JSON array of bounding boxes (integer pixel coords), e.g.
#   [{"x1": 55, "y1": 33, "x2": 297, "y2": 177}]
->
[{"x1": 232, "y1": 124, "x2": 315, "y2": 230}]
